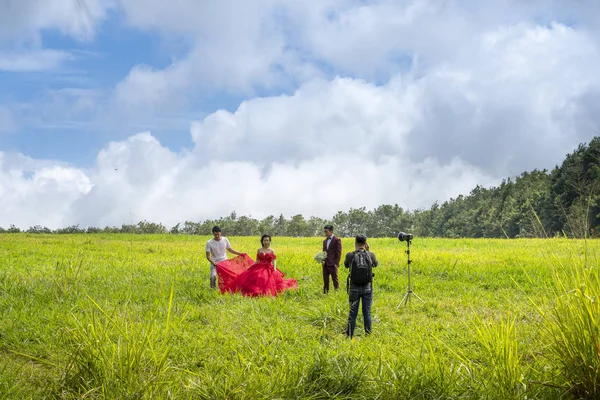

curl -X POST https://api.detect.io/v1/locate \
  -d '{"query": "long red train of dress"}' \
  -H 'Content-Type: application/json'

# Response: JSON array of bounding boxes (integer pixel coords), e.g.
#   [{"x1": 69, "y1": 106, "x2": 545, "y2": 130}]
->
[{"x1": 216, "y1": 252, "x2": 298, "y2": 297}]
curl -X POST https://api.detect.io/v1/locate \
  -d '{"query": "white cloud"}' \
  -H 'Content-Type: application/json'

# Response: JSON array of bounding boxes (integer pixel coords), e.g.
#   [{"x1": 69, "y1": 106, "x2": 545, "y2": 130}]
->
[
  {"x1": 2, "y1": 0, "x2": 600, "y2": 229},
  {"x1": 0, "y1": 49, "x2": 73, "y2": 72},
  {"x1": 404, "y1": 22, "x2": 600, "y2": 175},
  {"x1": 1, "y1": 126, "x2": 492, "y2": 229},
  {"x1": 0, "y1": 152, "x2": 91, "y2": 229},
  {"x1": 113, "y1": 64, "x2": 188, "y2": 114},
  {"x1": 4, "y1": 15, "x2": 600, "y2": 229},
  {"x1": 109, "y1": 0, "x2": 600, "y2": 127},
  {"x1": 2, "y1": 76, "x2": 498, "y2": 229},
  {"x1": 189, "y1": 77, "x2": 416, "y2": 166},
  {"x1": 191, "y1": 20, "x2": 600, "y2": 176},
  {"x1": 111, "y1": 0, "x2": 325, "y2": 111},
  {"x1": 0, "y1": 0, "x2": 112, "y2": 43}
]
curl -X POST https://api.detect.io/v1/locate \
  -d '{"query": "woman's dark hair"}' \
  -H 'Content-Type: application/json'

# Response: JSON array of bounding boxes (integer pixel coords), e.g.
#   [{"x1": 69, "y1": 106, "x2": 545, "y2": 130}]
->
[{"x1": 261, "y1": 234, "x2": 272, "y2": 245}]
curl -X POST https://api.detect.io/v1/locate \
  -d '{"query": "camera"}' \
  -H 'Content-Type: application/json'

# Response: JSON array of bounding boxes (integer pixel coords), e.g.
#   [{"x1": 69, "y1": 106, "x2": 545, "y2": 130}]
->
[{"x1": 398, "y1": 232, "x2": 414, "y2": 242}]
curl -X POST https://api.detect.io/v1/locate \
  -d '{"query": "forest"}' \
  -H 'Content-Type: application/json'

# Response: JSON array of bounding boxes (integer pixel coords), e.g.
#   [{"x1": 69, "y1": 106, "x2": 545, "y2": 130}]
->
[{"x1": 4, "y1": 137, "x2": 600, "y2": 239}]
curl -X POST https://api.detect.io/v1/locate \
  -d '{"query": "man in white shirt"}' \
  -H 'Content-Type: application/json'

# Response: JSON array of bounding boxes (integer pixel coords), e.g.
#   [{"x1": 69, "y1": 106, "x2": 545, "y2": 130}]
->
[{"x1": 205, "y1": 226, "x2": 244, "y2": 288}]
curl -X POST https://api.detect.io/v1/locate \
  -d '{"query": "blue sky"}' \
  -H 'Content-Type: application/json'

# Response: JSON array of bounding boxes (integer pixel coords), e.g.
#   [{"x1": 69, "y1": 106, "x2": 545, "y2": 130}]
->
[
  {"x1": 1, "y1": 0, "x2": 599, "y2": 228},
  {"x1": 1, "y1": 10, "x2": 225, "y2": 165}
]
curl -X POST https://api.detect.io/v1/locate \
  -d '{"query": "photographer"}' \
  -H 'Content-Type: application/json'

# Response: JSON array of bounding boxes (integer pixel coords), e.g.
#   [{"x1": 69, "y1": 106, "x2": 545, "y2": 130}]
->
[{"x1": 344, "y1": 235, "x2": 378, "y2": 338}]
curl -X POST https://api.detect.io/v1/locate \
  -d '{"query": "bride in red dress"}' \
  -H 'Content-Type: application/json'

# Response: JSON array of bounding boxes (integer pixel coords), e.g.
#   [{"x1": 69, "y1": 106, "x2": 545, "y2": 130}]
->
[{"x1": 216, "y1": 234, "x2": 298, "y2": 297}]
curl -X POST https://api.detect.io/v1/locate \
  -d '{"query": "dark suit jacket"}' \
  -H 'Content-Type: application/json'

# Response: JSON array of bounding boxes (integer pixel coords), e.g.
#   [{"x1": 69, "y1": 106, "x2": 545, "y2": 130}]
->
[{"x1": 323, "y1": 235, "x2": 342, "y2": 267}]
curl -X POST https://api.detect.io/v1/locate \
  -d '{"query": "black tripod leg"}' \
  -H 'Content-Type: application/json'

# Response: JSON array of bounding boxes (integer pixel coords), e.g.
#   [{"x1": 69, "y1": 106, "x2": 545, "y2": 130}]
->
[{"x1": 398, "y1": 240, "x2": 424, "y2": 307}]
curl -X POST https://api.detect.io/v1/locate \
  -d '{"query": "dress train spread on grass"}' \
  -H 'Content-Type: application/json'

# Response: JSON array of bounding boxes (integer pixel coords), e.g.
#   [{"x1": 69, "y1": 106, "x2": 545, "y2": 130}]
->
[{"x1": 216, "y1": 253, "x2": 298, "y2": 297}]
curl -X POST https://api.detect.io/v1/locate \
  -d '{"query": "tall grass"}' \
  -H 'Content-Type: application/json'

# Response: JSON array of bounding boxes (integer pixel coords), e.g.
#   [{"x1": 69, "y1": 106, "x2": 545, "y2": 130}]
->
[
  {"x1": 466, "y1": 313, "x2": 529, "y2": 399},
  {"x1": 537, "y1": 248, "x2": 600, "y2": 398},
  {"x1": 0, "y1": 234, "x2": 599, "y2": 398},
  {"x1": 57, "y1": 286, "x2": 178, "y2": 399}
]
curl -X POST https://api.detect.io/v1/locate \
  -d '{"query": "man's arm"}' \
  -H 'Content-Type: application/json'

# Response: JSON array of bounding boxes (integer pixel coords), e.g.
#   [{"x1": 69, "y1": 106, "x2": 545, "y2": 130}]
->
[
  {"x1": 334, "y1": 238, "x2": 342, "y2": 265},
  {"x1": 225, "y1": 238, "x2": 245, "y2": 256},
  {"x1": 344, "y1": 252, "x2": 353, "y2": 268},
  {"x1": 369, "y1": 252, "x2": 379, "y2": 267},
  {"x1": 227, "y1": 247, "x2": 244, "y2": 256},
  {"x1": 206, "y1": 251, "x2": 214, "y2": 265}
]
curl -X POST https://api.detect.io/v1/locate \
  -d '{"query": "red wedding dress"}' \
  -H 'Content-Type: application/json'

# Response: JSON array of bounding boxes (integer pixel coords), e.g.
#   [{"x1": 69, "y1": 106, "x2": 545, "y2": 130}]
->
[{"x1": 216, "y1": 252, "x2": 298, "y2": 297}]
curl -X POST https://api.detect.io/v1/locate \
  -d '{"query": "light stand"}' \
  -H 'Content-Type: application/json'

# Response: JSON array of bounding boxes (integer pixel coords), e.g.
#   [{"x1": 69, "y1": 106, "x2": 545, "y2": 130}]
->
[{"x1": 399, "y1": 239, "x2": 424, "y2": 306}]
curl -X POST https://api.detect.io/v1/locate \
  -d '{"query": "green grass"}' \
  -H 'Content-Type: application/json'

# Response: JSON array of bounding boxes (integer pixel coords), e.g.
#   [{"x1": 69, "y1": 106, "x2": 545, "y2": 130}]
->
[{"x1": 1, "y1": 234, "x2": 599, "y2": 399}]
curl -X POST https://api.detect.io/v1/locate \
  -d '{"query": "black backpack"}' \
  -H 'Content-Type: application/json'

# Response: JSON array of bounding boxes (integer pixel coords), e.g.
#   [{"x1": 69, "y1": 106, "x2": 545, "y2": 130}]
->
[{"x1": 350, "y1": 250, "x2": 373, "y2": 284}]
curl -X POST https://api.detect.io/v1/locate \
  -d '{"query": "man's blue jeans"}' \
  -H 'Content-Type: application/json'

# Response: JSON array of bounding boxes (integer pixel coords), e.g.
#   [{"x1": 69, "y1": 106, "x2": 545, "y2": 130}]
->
[{"x1": 346, "y1": 283, "x2": 373, "y2": 337}]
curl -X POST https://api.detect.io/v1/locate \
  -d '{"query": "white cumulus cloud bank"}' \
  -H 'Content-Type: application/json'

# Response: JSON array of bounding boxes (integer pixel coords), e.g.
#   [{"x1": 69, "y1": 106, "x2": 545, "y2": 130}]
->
[
  {"x1": 2, "y1": 76, "x2": 497, "y2": 229},
  {"x1": 2, "y1": 0, "x2": 600, "y2": 229}
]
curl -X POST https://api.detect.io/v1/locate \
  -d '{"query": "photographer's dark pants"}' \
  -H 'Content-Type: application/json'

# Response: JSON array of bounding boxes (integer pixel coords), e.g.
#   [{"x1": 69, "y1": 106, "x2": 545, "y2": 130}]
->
[
  {"x1": 322, "y1": 264, "x2": 339, "y2": 293},
  {"x1": 346, "y1": 283, "x2": 373, "y2": 337}
]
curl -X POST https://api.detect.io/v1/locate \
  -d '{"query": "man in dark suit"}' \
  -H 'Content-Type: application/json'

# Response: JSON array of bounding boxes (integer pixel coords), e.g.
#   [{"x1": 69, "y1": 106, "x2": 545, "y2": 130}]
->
[{"x1": 322, "y1": 224, "x2": 342, "y2": 293}]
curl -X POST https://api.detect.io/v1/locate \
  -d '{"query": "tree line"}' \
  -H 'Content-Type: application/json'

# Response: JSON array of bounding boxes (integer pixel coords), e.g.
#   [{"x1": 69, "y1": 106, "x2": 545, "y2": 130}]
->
[{"x1": 3, "y1": 137, "x2": 600, "y2": 238}]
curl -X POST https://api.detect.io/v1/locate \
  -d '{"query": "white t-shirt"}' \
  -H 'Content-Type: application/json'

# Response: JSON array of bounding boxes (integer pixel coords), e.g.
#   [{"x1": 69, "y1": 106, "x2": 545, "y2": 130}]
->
[{"x1": 206, "y1": 237, "x2": 232, "y2": 265}]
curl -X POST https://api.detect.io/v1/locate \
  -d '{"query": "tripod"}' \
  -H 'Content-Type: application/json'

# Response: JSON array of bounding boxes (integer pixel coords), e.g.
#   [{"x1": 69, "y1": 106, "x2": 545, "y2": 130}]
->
[{"x1": 399, "y1": 239, "x2": 424, "y2": 306}]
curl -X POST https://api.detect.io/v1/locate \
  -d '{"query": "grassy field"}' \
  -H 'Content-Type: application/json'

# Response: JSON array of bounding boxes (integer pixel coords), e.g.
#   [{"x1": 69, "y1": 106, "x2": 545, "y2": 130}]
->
[{"x1": 0, "y1": 234, "x2": 599, "y2": 399}]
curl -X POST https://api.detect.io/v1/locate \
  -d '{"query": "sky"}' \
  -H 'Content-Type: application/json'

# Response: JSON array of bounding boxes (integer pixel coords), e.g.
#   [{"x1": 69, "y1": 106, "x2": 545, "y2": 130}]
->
[{"x1": 1, "y1": 0, "x2": 600, "y2": 229}]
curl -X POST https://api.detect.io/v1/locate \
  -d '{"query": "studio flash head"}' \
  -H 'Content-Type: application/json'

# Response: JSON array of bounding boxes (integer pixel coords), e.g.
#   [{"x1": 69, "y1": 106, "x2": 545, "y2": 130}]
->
[{"x1": 398, "y1": 232, "x2": 414, "y2": 242}]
